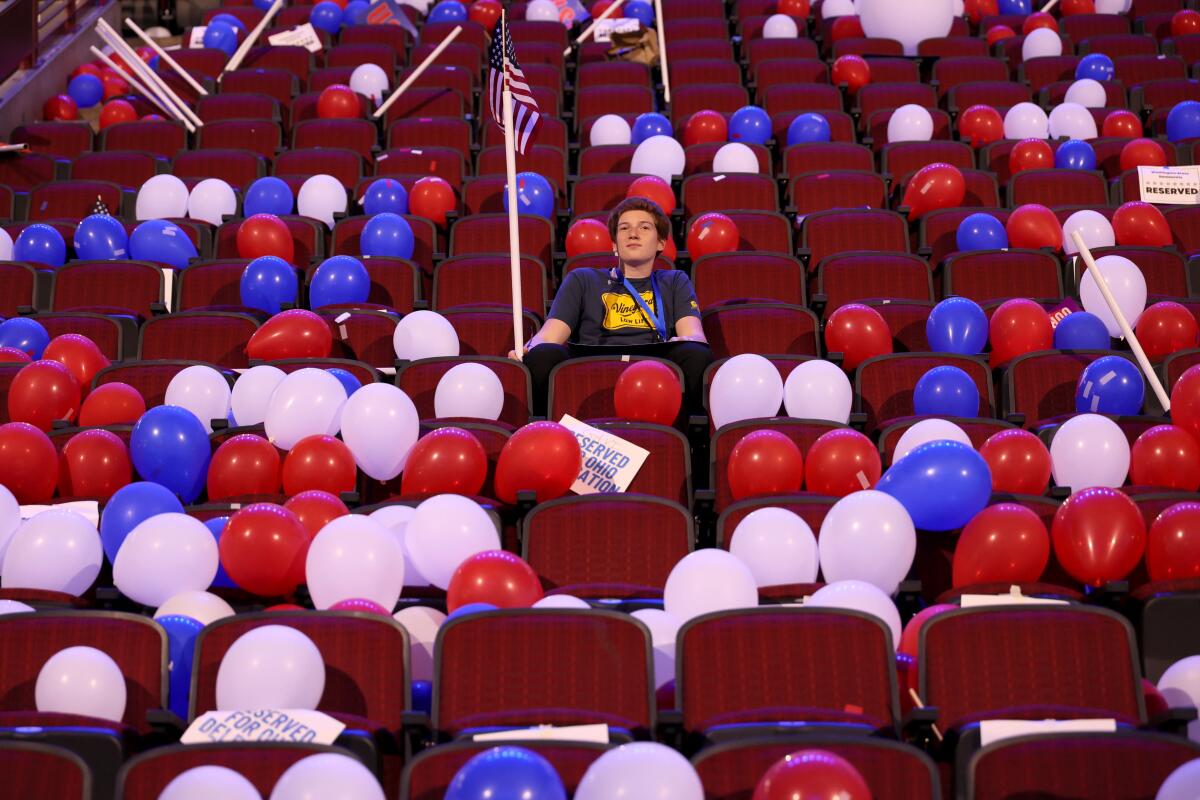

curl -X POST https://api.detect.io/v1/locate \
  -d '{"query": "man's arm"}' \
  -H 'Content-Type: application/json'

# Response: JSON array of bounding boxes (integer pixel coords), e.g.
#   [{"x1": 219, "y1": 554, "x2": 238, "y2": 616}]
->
[
  {"x1": 509, "y1": 318, "x2": 571, "y2": 359},
  {"x1": 671, "y1": 315, "x2": 707, "y2": 344}
]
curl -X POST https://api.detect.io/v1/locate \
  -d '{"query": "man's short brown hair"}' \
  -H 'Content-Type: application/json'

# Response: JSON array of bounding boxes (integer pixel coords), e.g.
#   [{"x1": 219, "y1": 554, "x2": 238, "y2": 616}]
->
[{"x1": 607, "y1": 196, "x2": 671, "y2": 242}]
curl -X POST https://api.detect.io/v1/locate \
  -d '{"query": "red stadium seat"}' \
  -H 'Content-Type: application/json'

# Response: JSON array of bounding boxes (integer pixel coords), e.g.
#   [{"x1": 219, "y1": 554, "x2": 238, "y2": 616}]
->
[
  {"x1": 396, "y1": 356, "x2": 532, "y2": 427},
  {"x1": 856, "y1": 353, "x2": 994, "y2": 432},
  {"x1": 117, "y1": 743, "x2": 345, "y2": 800},
  {"x1": 548, "y1": 356, "x2": 684, "y2": 423},
  {"x1": 0, "y1": 742, "x2": 90, "y2": 800},
  {"x1": 816, "y1": 251, "x2": 934, "y2": 313},
  {"x1": 138, "y1": 312, "x2": 259, "y2": 367},
  {"x1": 692, "y1": 251, "x2": 806, "y2": 309},
  {"x1": 70, "y1": 151, "x2": 162, "y2": 192},
  {"x1": 11, "y1": 122, "x2": 93, "y2": 158},
  {"x1": 701, "y1": 303, "x2": 820, "y2": 359},
  {"x1": 943, "y1": 249, "x2": 1065, "y2": 305},
  {"x1": 400, "y1": 741, "x2": 609, "y2": 800}
]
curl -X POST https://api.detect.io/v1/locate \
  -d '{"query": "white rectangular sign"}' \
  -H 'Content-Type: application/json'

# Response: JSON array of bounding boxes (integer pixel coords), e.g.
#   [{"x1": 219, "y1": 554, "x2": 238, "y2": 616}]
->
[
  {"x1": 20, "y1": 501, "x2": 100, "y2": 527},
  {"x1": 978, "y1": 718, "x2": 1117, "y2": 748},
  {"x1": 559, "y1": 414, "x2": 649, "y2": 495},
  {"x1": 593, "y1": 18, "x2": 640, "y2": 42},
  {"x1": 188, "y1": 26, "x2": 207, "y2": 48},
  {"x1": 1137, "y1": 165, "x2": 1200, "y2": 205},
  {"x1": 473, "y1": 724, "x2": 610, "y2": 744},
  {"x1": 181, "y1": 709, "x2": 345, "y2": 745},
  {"x1": 268, "y1": 23, "x2": 324, "y2": 53}
]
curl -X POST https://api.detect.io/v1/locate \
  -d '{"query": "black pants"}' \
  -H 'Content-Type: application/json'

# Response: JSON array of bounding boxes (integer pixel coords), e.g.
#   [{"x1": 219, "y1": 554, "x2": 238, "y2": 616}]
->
[{"x1": 524, "y1": 342, "x2": 716, "y2": 418}]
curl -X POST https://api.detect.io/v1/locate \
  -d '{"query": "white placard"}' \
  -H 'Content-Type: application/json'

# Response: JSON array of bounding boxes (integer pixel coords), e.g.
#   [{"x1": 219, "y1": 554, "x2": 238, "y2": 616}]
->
[
  {"x1": 267, "y1": 23, "x2": 323, "y2": 53},
  {"x1": 188, "y1": 26, "x2": 208, "y2": 48},
  {"x1": 978, "y1": 718, "x2": 1117, "y2": 748},
  {"x1": 181, "y1": 709, "x2": 345, "y2": 745},
  {"x1": 1137, "y1": 165, "x2": 1200, "y2": 205},
  {"x1": 473, "y1": 724, "x2": 610, "y2": 744},
  {"x1": 559, "y1": 414, "x2": 649, "y2": 495},
  {"x1": 593, "y1": 17, "x2": 640, "y2": 43},
  {"x1": 20, "y1": 501, "x2": 100, "y2": 526},
  {"x1": 960, "y1": 587, "x2": 1070, "y2": 608}
]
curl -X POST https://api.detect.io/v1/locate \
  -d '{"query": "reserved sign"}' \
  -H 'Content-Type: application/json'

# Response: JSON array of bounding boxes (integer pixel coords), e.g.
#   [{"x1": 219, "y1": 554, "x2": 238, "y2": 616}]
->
[
  {"x1": 594, "y1": 18, "x2": 641, "y2": 42},
  {"x1": 559, "y1": 415, "x2": 649, "y2": 495},
  {"x1": 1137, "y1": 166, "x2": 1200, "y2": 205},
  {"x1": 181, "y1": 709, "x2": 345, "y2": 745},
  {"x1": 267, "y1": 23, "x2": 324, "y2": 53}
]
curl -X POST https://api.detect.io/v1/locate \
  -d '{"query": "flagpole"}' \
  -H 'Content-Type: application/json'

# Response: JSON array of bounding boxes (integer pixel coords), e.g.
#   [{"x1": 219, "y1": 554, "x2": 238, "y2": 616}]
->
[
  {"x1": 563, "y1": 0, "x2": 627, "y2": 57},
  {"x1": 373, "y1": 25, "x2": 463, "y2": 120},
  {"x1": 500, "y1": 11, "x2": 526, "y2": 361},
  {"x1": 653, "y1": 0, "x2": 670, "y2": 103}
]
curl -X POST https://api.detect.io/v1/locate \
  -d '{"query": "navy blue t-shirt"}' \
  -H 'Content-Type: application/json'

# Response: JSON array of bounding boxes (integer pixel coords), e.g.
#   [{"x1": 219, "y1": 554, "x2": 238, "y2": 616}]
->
[{"x1": 548, "y1": 268, "x2": 701, "y2": 345}]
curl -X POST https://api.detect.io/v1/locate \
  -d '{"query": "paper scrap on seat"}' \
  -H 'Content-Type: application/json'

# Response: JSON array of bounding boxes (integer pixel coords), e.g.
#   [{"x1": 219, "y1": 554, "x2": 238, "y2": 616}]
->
[
  {"x1": 979, "y1": 718, "x2": 1116, "y2": 748},
  {"x1": 961, "y1": 586, "x2": 1069, "y2": 608},
  {"x1": 20, "y1": 501, "x2": 100, "y2": 526},
  {"x1": 472, "y1": 724, "x2": 610, "y2": 744},
  {"x1": 182, "y1": 709, "x2": 345, "y2": 745}
]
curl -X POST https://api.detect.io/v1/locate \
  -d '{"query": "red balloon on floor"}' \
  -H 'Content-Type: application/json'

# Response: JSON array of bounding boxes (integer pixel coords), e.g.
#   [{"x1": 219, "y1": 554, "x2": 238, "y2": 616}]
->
[
  {"x1": 626, "y1": 175, "x2": 676, "y2": 215},
  {"x1": 1146, "y1": 501, "x2": 1200, "y2": 582},
  {"x1": 237, "y1": 213, "x2": 294, "y2": 262},
  {"x1": 1112, "y1": 201, "x2": 1172, "y2": 247},
  {"x1": 803, "y1": 428, "x2": 881, "y2": 497},
  {"x1": 1102, "y1": 110, "x2": 1141, "y2": 139},
  {"x1": 829, "y1": 15, "x2": 864, "y2": 42},
  {"x1": 1061, "y1": 0, "x2": 1095, "y2": 13},
  {"x1": 565, "y1": 218, "x2": 613, "y2": 258},
  {"x1": 1005, "y1": 203, "x2": 1062, "y2": 250},
  {"x1": 957, "y1": 105, "x2": 1004, "y2": 148},
  {"x1": 99, "y1": 99, "x2": 136, "y2": 129},
  {"x1": 683, "y1": 110, "x2": 728, "y2": 147},
  {"x1": 446, "y1": 550, "x2": 544, "y2": 612},
  {"x1": 989, "y1": 299, "x2": 1053, "y2": 368},
  {"x1": 468, "y1": 0, "x2": 501, "y2": 28},
  {"x1": 727, "y1": 429, "x2": 804, "y2": 501},
  {"x1": 43, "y1": 334, "x2": 110, "y2": 397},
  {"x1": 317, "y1": 84, "x2": 359, "y2": 119},
  {"x1": 831, "y1": 55, "x2": 871, "y2": 96},
  {"x1": 494, "y1": 421, "x2": 582, "y2": 504},
  {"x1": 776, "y1": 0, "x2": 809, "y2": 15},
  {"x1": 58, "y1": 428, "x2": 131, "y2": 501},
  {"x1": 687, "y1": 213, "x2": 739, "y2": 258},
  {"x1": 1052, "y1": 487, "x2": 1146, "y2": 587},
  {"x1": 1130, "y1": 424, "x2": 1200, "y2": 491},
  {"x1": 246, "y1": 309, "x2": 333, "y2": 360},
  {"x1": 953, "y1": 503, "x2": 1050, "y2": 589},
  {"x1": 825, "y1": 303, "x2": 892, "y2": 371},
  {"x1": 979, "y1": 428, "x2": 1052, "y2": 495},
  {"x1": 8, "y1": 359, "x2": 80, "y2": 431},
  {"x1": 401, "y1": 427, "x2": 488, "y2": 497},
  {"x1": 614, "y1": 360, "x2": 682, "y2": 426},
  {"x1": 43, "y1": 94, "x2": 78, "y2": 121},
  {"x1": 1173, "y1": 364, "x2": 1200, "y2": 447},
  {"x1": 219, "y1": 503, "x2": 310, "y2": 597},
  {"x1": 282, "y1": 434, "x2": 357, "y2": 496},
  {"x1": 1008, "y1": 138, "x2": 1054, "y2": 174},
  {"x1": 78, "y1": 382, "x2": 146, "y2": 426},
  {"x1": 1135, "y1": 301, "x2": 1199, "y2": 362},
  {"x1": 902, "y1": 163, "x2": 965, "y2": 220},
  {"x1": 0, "y1": 422, "x2": 57, "y2": 503},
  {"x1": 284, "y1": 490, "x2": 349, "y2": 538},
  {"x1": 207, "y1": 434, "x2": 282, "y2": 500},
  {"x1": 752, "y1": 750, "x2": 871, "y2": 800},
  {"x1": 409, "y1": 176, "x2": 457, "y2": 226},
  {"x1": 1120, "y1": 138, "x2": 1167, "y2": 172}
]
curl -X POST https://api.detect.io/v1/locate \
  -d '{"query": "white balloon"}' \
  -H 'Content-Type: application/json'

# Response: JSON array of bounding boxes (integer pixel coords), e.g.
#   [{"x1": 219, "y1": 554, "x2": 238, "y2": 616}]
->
[
  {"x1": 339, "y1": 383, "x2": 419, "y2": 481},
  {"x1": 165, "y1": 365, "x2": 232, "y2": 434},
  {"x1": 886, "y1": 104, "x2": 934, "y2": 143},
  {"x1": 405, "y1": 494, "x2": 499, "y2": 589},
  {"x1": 393, "y1": 605, "x2": 445, "y2": 682},
  {"x1": 113, "y1": 513, "x2": 219, "y2": 607},
  {"x1": 1022, "y1": 27, "x2": 1063, "y2": 61},
  {"x1": 349, "y1": 64, "x2": 389, "y2": 103},
  {"x1": 631, "y1": 135, "x2": 686, "y2": 184},
  {"x1": 590, "y1": 114, "x2": 632, "y2": 146},
  {"x1": 263, "y1": 368, "x2": 347, "y2": 450},
  {"x1": 1049, "y1": 413, "x2": 1130, "y2": 492},
  {"x1": 1158, "y1": 656, "x2": 1200, "y2": 743},
  {"x1": 35, "y1": 646, "x2": 127, "y2": 722},
  {"x1": 730, "y1": 508, "x2": 819, "y2": 588},
  {"x1": 231, "y1": 366, "x2": 287, "y2": 427},
  {"x1": 712, "y1": 142, "x2": 760, "y2": 174},
  {"x1": 216, "y1": 625, "x2": 325, "y2": 711},
  {"x1": 297, "y1": 174, "x2": 347, "y2": 228},
  {"x1": 370, "y1": 505, "x2": 430, "y2": 586},
  {"x1": 1079, "y1": 255, "x2": 1147, "y2": 337},
  {"x1": 268, "y1": 753, "x2": 385, "y2": 800},
  {"x1": 186, "y1": 178, "x2": 237, "y2": 226},
  {"x1": 158, "y1": 766, "x2": 263, "y2": 800},
  {"x1": 154, "y1": 591, "x2": 235, "y2": 627},
  {"x1": 0, "y1": 228, "x2": 12, "y2": 260},
  {"x1": 525, "y1": 0, "x2": 560, "y2": 22},
  {"x1": 822, "y1": 0, "x2": 855, "y2": 17},
  {"x1": 306, "y1": 515, "x2": 404, "y2": 611},
  {"x1": 0, "y1": 600, "x2": 34, "y2": 615},
  {"x1": 631, "y1": 608, "x2": 680, "y2": 689},
  {"x1": 818, "y1": 491, "x2": 916, "y2": 595},
  {"x1": 393, "y1": 310, "x2": 460, "y2": 361},
  {"x1": 783, "y1": 359, "x2": 852, "y2": 423},
  {"x1": 1004, "y1": 102, "x2": 1050, "y2": 139},
  {"x1": 806, "y1": 580, "x2": 902, "y2": 650},
  {"x1": 434, "y1": 363, "x2": 504, "y2": 420},
  {"x1": 859, "y1": 0, "x2": 953, "y2": 56},
  {"x1": 575, "y1": 743, "x2": 703, "y2": 800},
  {"x1": 1157, "y1": 759, "x2": 1200, "y2": 800},
  {"x1": 894, "y1": 418, "x2": 970, "y2": 462},
  {"x1": 762, "y1": 13, "x2": 799, "y2": 38},
  {"x1": 1, "y1": 510, "x2": 102, "y2": 596},
  {"x1": 1064, "y1": 78, "x2": 1107, "y2": 109},
  {"x1": 952, "y1": 0, "x2": 963, "y2": 13},
  {"x1": 0, "y1": 484, "x2": 22, "y2": 569},
  {"x1": 1062, "y1": 210, "x2": 1115, "y2": 256},
  {"x1": 663, "y1": 549, "x2": 758, "y2": 623},
  {"x1": 1094, "y1": 0, "x2": 1131, "y2": 12},
  {"x1": 533, "y1": 594, "x2": 591, "y2": 609},
  {"x1": 136, "y1": 174, "x2": 189, "y2": 221},
  {"x1": 710, "y1": 354, "x2": 784, "y2": 429},
  {"x1": 1048, "y1": 102, "x2": 1098, "y2": 140}
]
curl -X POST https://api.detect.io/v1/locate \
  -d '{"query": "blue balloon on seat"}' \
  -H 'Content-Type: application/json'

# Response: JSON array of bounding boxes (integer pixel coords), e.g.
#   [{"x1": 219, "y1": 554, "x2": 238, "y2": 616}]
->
[
  {"x1": 310, "y1": 255, "x2": 370, "y2": 308},
  {"x1": 209, "y1": 12, "x2": 247, "y2": 32},
  {"x1": 428, "y1": 0, "x2": 467, "y2": 23},
  {"x1": 624, "y1": 0, "x2": 654, "y2": 26},
  {"x1": 363, "y1": 178, "x2": 409, "y2": 216},
  {"x1": 309, "y1": 1, "x2": 344, "y2": 33},
  {"x1": 1075, "y1": 355, "x2": 1144, "y2": 415},
  {"x1": 997, "y1": 0, "x2": 1030, "y2": 12},
  {"x1": 503, "y1": 171, "x2": 555, "y2": 219},
  {"x1": 448, "y1": 602, "x2": 498, "y2": 620},
  {"x1": 926, "y1": 297, "x2": 988, "y2": 355},
  {"x1": 632, "y1": 112, "x2": 672, "y2": 144},
  {"x1": 158, "y1": 614, "x2": 204, "y2": 720},
  {"x1": 74, "y1": 214, "x2": 129, "y2": 261},
  {"x1": 1167, "y1": 100, "x2": 1200, "y2": 144},
  {"x1": 327, "y1": 367, "x2": 362, "y2": 397},
  {"x1": 129, "y1": 406, "x2": 212, "y2": 504},
  {"x1": 0, "y1": 317, "x2": 50, "y2": 359},
  {"x1": 1075, "y1": 53, "x2": 1114, "y2": 82},
  {"x1": 444, "y1": 746, "x2": 567, "y2": 800},
  {"x1": 203, "y1": 516, "x2": 237, "y2": 589},
  {"x1": 240, "y1": 255, "x2": 299, "y2": 314},
  {"x1": 955, "y1": 212, "x2": 1008, "y2": 251},
  {"x1": 129, "y1": 220, "x2": 199, "y2": 269},
  {"x1": 202, "y1": 20, "x2": 240, "y2": 57},
  {"x1": 343, "y1": 0, "x2": 370, "y2": 24},
  {"x1": 253, "y1": 0, "x2": 274, "y2": 10},
  {"x1": 99, "y1": 480, "x2": 185, "y2": 563},
  {"x1": 877, "y1": 440, "x2": 993, "y2": 531},
  {"x1": 786, "y1": 113, "x2": 831, "y2": 146},
  {"x1": 411, "y1": 679, "x2": 432, "y2": 715},
  {"x1": 244, "y1": 177, "x2": 294, "y2": 217},
  {"x1": 361, "y1": 213, "x2": 415, "y2": 259},
  {"x1": 14, "y1": 224, "x2": 67, "y2": 267},
  {"x1": 729, "y1": 105, "x2": 771, "y2": 145},
  {"x1": 1054, "y1": 311, "x2": 1110, "y2": 350},
  {"x1": 1055, "y1": 139, "x2": 1096, "y2": 171},
  {"x1": 67, "y1": 74, "x2": 104, "y2": 109},
  {"x1": 913, "y1": 365, "x2": 980, "y2": 417}
]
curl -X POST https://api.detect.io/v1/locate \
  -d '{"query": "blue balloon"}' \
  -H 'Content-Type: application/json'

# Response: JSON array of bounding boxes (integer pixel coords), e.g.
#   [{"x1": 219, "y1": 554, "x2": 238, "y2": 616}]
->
[
  {"x1": 327, "y1": 368, "x2": 362, "y2": 397},
  {"x1": 411, "y1": 679, "x2": 432, "y2": 715},
  {"x1": 997, "y1": 0, "x2": 1031, "y2": 12},
  {"x1": 1167, "y1": 100, "x2": 1200, "y2": 144},
  {"x1": 309, "y1": 1, "x2": 344, "y2": 33},
  {"x1": 913, "y1": 365, "x2": 980, "y2": 417},
  {"x1": 203, "y1": 516, "x2": 237, "y2": 589},
  {"x1": 244, "y1": 177, "x2": 294, "y2": 217},
  {"x1": 203, "y1": 20, "x2": 240, "y2": 57},
  {"x1": 632, "y1": 112, "x2": 672, "y2": 144},
  {"x1": 729, "y1": 105, "x2": 771, "y2": 146},
  {"x1": 877, "y1": 440, "x2": 992, "y2": 531},
  {"x1": 624, "y1": 0, "x2": 654, "y2": 26},
  {"x1": 130, "y1": 406, "x2": 212, "y2": 504},
  {"x1": 67, "y1": 74, "x2": 103, "y2": 109},
  {"x1": 99, "y1": 481, "x2": 185, "y2": 563},
  {"x1": 344, "y1": 0, "x2": 370, "y2": 24},
  {"x1": 73, "y1": 214, "x2": 128, "y2": 261},
  {"x1": 955, "y1": 213, "x2": 1008, "y2": 252},
  {"x1": 1075, "y1": 53, "x2": 1115, "y2": 83},
  {"x1": 926, "y1": 297, "x2": 988, "y2": 355},
  {"x1": 448, "y1": 602, "x2": 497, "y2": 620},
  {"x1": 209, "y1": 12, "x2": 247, "y2": 32},
  {"x1": 129, "y1": 220, "x2": 199, "y2": 269},
  {"x1": 444, "y1": 746, "x2": 567, "y2": 800},
  {"x1": 786, "y1": 113, "x2": 831, "y2": 146},
  {"x1": 1054, "y1": 311, "x2": 1110, "y2": 350},
  {"x1": 0, "y1": 318, "x2": 49, "y2": 358},
  {"x1": 158, "y1": 614, "x2": 204, "y2": 720},
  {"x1": 361, "y1": 213, "x2": 415, "y2": 259},
  {"x1": 253, "y1": 0, "x2": 274, "y2": 10},
  {"x1": 1055, "y1": 139, "x2": 1096, "y2": 171},
  {"x1": 503, "y1": 171, "x2": 555, "y2": 219},
  {"x1": 310, "y1": 255, "x2": 370, "y2": 308},
  {"x1": 1075, "y1": 355, "x2": 1144, "y2": 415},
  {"x1": 14, "y1": 224, "x2": 66, "y2": 267},
  {"x1": 428, "y1": 0, "x2": 467, "y2": 22},
  {"x1": 240, "y1": 256, "x2": 298, "y2": 314},
  {"x1": 363, "y1": 178, "x2": 409, "y2": 216}
]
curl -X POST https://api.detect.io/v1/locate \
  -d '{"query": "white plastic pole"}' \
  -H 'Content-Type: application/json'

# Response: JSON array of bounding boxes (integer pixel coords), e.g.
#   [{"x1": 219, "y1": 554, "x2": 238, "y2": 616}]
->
[
  {"x1": 124, "y1": 18, "x2": 208, "y2": 97},
  {"x1": 89, "y1": 45, "x2": 175, "y2": 120},
  {"x1": 563, "y1": 0, "x2": 626, "y2": 57},
  {"x1": 93, "y1": 29, "x2": 196, "y2": 131},
  {"x1": 96, "y1": 20, "x2": 202, "y2": 128},
  {"x1": 373, "y1": 25, "x2": 463, "y2": 119},
  {"x1": 653, "y1": 0, "x2": 670, "y2": 103},
  {"x1": 501, "y1": 13, "x2": 526, "y2": 360},
  {"x1": 1040, "y1": 0, "x2": 1060, "y2": 12},
  {"x1": 220, "y1": 0, "x2": 284, "y2": 78}
]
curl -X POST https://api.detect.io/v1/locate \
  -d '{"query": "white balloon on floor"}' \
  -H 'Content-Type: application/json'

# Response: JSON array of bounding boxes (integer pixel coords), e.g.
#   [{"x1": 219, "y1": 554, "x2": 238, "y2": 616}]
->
[
  {"x1": 393, "y1": 310, "x2": 460, "y2": 361},
  {"x1": 187, "y1": 179, "x2": 238, "y2": 226},
  {"x1": 783, "y1": 359, "x2": 852, "y2": 423},
  {"x1": 886, "y1": 104, "x2": 935, "y2": 143},
  {"x1": 434, "y1": 362, "x2": 504, "y2": 420},
  {"x1": 306, "y1": 515, "x2": 404, "y2": 611},
  {"x1": 1049, "y1": 413, "x2": 1130, "y2": 492},
  {"x1": 818, "y1": 491, "x2": 916, "y2": 595},
  {"x1": 575, "y1": 743, "x2": 704, "y2": 800},
  {"x1": 230, "y1": 365, "x2": 287, "y2": 427},
  {"x1": 340, "y1": 383, "x2": 420, "y2": 481},
  {"x1": 297, "y1": 174, "x2": 347, "y2": 228},
  {"x1": 893, "y1": 418, "x2": 971, "y2": 462},
  {"x1": 859, "y1": 0, "x2": 953, "y2": 56},
  {"x1": 165, "y1": 365, "x2": 232, "y2": 434},
  {"x1": 263, "y1": 368, "x2": 347, "y2": 450},
  {"x1": 349, "y1": 63, "x2": 389, "y2": 103},
  {"x1": 631, "y1": 135, "x2": 686, "y2": 184},
  {"x1": 730, "y1": 507, "x2": 819, "y2": 588},
  {"x1": 710, "y1": 354, "x2": 784, "y2": 429},
  {"x1": 35, "y1": 646, "x2": 127, "y2": 722},
  {"x1": 114, "y1": 513, "x2": 219, "y2": 607},
  {"x1": 405, "y1": 495, "x2": 500, "y2": 589},
  {"x1": 590, "y1": 114, "x2": 632, "y2": 146},
  {"x1": 1004, "y1": 103, "x2": 1050, "y2": 139},
  {"x1": 136, "y1": 174, "x2": 189, "y2": 220}
]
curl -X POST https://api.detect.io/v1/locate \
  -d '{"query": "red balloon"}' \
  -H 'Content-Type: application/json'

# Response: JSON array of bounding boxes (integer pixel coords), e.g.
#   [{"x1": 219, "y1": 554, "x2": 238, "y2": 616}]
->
[
  {"x1": 686, "y1": 213, "x2": 739, "y2": 259},
  {"x1": 1112, "y1": 201, "x2": 1172, "y2": 247},
  {"x1": 468, "y1": 0, "x2": 501, "y2": 28},
  {"x1": 727, "y1": 430, "x2": 804, "y2": 500},
  {"x1": 0, "y1": 347, "x2": 31, "y2": 364},
  {"x1": 1051, "y1": 487, "x2": 1146, "y2": 587},
  {"x1": 1022, "y1": 12, "x2": 1057, "y2": 34},
  {"x1": 1005, "y1": 203, "x2": 1062, "y2": 251},
  {"x1": 825, "y1": 303, "x2": 893, "y2": 371},
  {"x1": 1061, "y1": 0, "x2": 1095, "y2": 13},
  {"x1": 683, "y1": 110, "x2": 728, "y2": 147},
  {"x1": 236, "y1": 213, "x2": 294, "y2": 262},
  {"x1": 43, "y1": 334, "x2": 110, "y2": 397},
  {"x1": 831, "y1": 55, "x2": 871, "y2": 96},
  {"x1": 752, "y1": 750, "x2": 871, "y2": 800},
  {"x1": 78, "y1": 382, "x2": 146, "y2": 427},
  {"x1": 953, "y1": 504, "x2": 1050, "y2": 589},
  {"x1": 265, "y1": 603, "x2": 306, "y2": 612},
  {"x1": 1135, "y1": 301, "x2": 1199, "y2": 363},
  {"x1": 565, "y1": 218, "x2": 613, "y2": 259},
  {"x1": 1130, "y1": 425, "x2": 1200, "y2": 491},
  {"x1": 661, "y1": 235, "x2": 677, "y2": 262},
  {"x1": 902, "y1": 162, "x2": 965, "y2": 220},
  {"x1": 43, "y1": 94, "x2": 78, "y2": 121},
  {"x1": 1120, "y1": 138, "x2": 1167, "y2": 173},
  {"x1": 626, "y1": 175, "x2": 676, "y2": 215},
  {"x1": 1009, "y1": 138, "x2": 1055, "y2": 175},
  {"x1": 614, "y1": 360, "x2": 682, "y2": 426},
  {"x1": 966, "y1": 0, "x2": 998, "y2": 23},
  {"x1": 898, "y1": 603, "x2": 955, "y2": 658},
  {"x1": 0, "y1": 422, "x2": 57, "y2": 503},
  {"x1": 409, "y1": 176, "x2": 457, "y2": 226},
  {"x1": 989, "y1": 298, "x2": 1053, "y2": 368},
  {"x1": 957, "y1": 105, "x2": 1004, "y2": 148},
  {"x1": 1102, "y1": 110, "x2": 1142, "y2": 139},
  {"x1": 219, "y1": 503, "x2": 309, "y2": 597},
  {"x1": 58, "y1": 429, "x2": 131, "y2": 501},
  {"x1": 777, "y1": 0, "x2": 809, "y2": 15},
  {"x1": 1172, "y1": 9, "x2": 1200, "y2": 37},
  {"x1": 829, "y1": 15, "x2": 864, "y2": 43},
  {"x1": 317, "y1": 84, "x2": 359, "y2": 119},
  {"x1": 1173, "y1": 364, "x2": 1200, "y2": 447},
  {"x1": 986, "y1": 24, "x2": 1017, "y2": 45},
  {"x1": 101, "y1": 73, "x2": 130, "y2": 101},
  {"x1": 446, "y1": 550, "x2": 544, "y2": 612},
  {"x1": 494, "y1": 421, "x2": 582, "y2": 504},
  {"x1": 282, "y1": 434, "x2": 357, "y2": 496},
  {"x1": 329, "y1": 597, "x2": 390, "y2": 615},
  {"x1": 283, "y1": 489, "x2": 349, "y2": 538},
  {"x1": 979, "y1": 429, "x2": 1052, "y2": 495},
  {"x1": 1146, "y1": 502, "x2": 1200, "y2": 582},
  {"x1": 401, "y1": 427, "x2": 488, "y2": 497},
  {"x1": 8, "y1": 360, "x2": 80, "y2": 431},
  {"x1": 804, "y1": 428, "x2": 881, "y2": 497},
  {"x1": 70, "y1": 63, "x2": 104, "y2": 81},
  {"x1": 246, "y1": 309, "x2": 333, "y2": 360},
  {"x1": 207, "y1": 434, "x2": 281, "y2": 500},
  {"x1": 99, "y1": 100, "x2": 137, "y2": 130}
]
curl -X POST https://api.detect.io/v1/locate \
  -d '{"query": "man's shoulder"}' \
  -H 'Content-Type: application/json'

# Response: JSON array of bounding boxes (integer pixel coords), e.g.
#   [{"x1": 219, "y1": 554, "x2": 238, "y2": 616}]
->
[{"x1": 563, "y1": 267, "x2": 612, "y2": 287}]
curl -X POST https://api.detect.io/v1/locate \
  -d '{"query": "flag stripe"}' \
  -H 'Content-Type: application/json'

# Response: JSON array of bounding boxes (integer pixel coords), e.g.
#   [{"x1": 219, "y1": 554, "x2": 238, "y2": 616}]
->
[{"x1": 487, "y1": 17, "x2": 540, "y2": 154}]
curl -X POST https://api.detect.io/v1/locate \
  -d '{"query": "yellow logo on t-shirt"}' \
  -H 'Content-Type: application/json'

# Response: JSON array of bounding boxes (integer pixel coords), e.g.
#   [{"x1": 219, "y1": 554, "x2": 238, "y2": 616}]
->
[{"x1": 601, "y1": 290, "x2": 657, "y2": 330}]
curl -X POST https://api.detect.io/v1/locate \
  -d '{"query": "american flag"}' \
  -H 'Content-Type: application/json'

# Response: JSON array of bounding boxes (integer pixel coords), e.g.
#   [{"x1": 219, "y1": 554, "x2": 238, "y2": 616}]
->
[
  {"x1": 365, "y1": 0, "x2": 419, "y2": 40},
  {"x1": 487, "y1": 18, "x2": 540, "y2": 155}
]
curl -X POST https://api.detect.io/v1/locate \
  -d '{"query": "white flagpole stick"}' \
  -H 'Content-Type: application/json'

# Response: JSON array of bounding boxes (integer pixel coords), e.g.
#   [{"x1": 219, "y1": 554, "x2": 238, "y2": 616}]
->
[
  {"x1": 653, "y1": 0, "x2": 670, "y2": 103},
  {"x1": 220, "y1": 0, "x2": 284, "y2": 79},
  {"x1": 124, "y1": 18, "x2": 209, "y2": 97},
  {"x1": 563, "y1": 0, "x2": 626, "y2": 57},
  {"x1": 89, "y1": 45, "x2": 176, "y2": 120},
  {"x1": 92, "y1": 32, "x2": 196, "y2": 132},
  {"x1": 1070, "y1": 230, "x2": 1171, "y2": 412},
  {"x1": 97, "y1": 20, "x2": 202, "y2": 128},
  {"x1": 500, "y1": 12, "x2": 526, "y2": 360},
  {"x1": 1039, "y1": 0, "x2": 1059, "y2": 12},
  {"x1": 373, "y1": 25, "x2": 463, "y2": 119}
]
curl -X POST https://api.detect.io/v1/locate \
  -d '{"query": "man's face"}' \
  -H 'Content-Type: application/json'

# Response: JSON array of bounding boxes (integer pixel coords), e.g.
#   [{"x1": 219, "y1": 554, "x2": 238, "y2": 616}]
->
[{"x1": 614, "y1": 210, "x2": 665, "y2": 261}]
